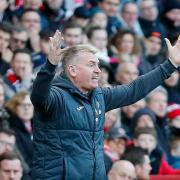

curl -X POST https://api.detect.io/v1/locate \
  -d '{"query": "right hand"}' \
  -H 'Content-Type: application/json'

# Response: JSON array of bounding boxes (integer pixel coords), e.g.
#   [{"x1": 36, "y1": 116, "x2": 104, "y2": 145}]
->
[{"x1": 48, "y1": 30, "x2": 65, "y2": 65}]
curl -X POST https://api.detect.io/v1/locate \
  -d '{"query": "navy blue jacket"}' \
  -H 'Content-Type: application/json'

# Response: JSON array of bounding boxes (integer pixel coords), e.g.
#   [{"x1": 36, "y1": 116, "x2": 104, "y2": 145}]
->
[{"x1": 30, "y1": 59, "x2": 175, "y2": 180}]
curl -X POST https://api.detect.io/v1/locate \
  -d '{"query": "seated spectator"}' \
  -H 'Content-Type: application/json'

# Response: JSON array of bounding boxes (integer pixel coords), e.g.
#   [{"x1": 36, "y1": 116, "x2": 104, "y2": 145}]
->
[
  {"x1": 131, "y1": 107, "x2": 156, "y2": 138},
  {"x1": 139, "y1": 31, "x2": 165, "y2": 75},
  {"x1": 62, "y1": 21, "x2": 83, "y2": 47},
  {"x1": 87, "y1": 26, "x2": 110, "y2": 63},
  {"x1": 168, "y1": 136, "x2": 180, "y2": 169},
  {"x1": 3, "y1": 49, "x2": 34, "y2": 99},
  {"x1": 109, "y1": 29, "x2": 142, "y2": 67},
  {"x1": 121, "y1": 146, "x2": 151, "y2": 180},
  {"x1": 10, "y1": 25, "x2": 28, "y2": 51},
  {"x1": 120, "y1": 1, "x2": 144, "y2": 37},
  {"x1": 108, "y1": 160, "x2": 136, "y2": 180},
  {"x1": 5, "y1": 91, "x2": 34, "y2": 166},
  {"x1": 163, "y1": 71, "x2": 180, "y2": 104},
  {"x1": 89, "y1": 7, "x2": 108, "y2": 29},
  {"x1": 0, "y1": 22, "x2": 13, "y2": 76},
  {"x1": 0, "y1": 151, "x2": 23, "y2": 180},
  {"x1": 115, "y1": 62, "x2": 139, "y2": 85},
  {"x1": 134, "y1": 127, "x2": 180, "y2": 175},
  {"x1": 104, "y1": 127, "x2": 129, "y2": 162}
]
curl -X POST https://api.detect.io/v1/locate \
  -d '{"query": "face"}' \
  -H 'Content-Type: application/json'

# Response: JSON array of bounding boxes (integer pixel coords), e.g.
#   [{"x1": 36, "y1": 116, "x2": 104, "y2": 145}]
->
[
  {"x1": 136, "y1": 134, "x2": 157, "y2": 153},
  {"x1": 0, "y1": 0, "x2": 8, "y2": 13},
  {"x1": 165, "y1": 9, "x2": 180, "y2": 27},
  {"x1": 10, "y1": 31, "x2": 28, "y2": 51},
  {"x1": 0, "y1": 84, "x2": 5, "y2": 108},
  {"x1": 16, "y1": 95, "x2": 34, "y2": 122},
  {"x1": 0, "y1": 159, "x2": 22, "y2": 180},
  {"x1": 165, "y1": 71, "x2": 179, "y2": 87},
  {"x1": 108, "y1": 138, "x2": 126, "y2": 157},
  {"x1": 147, "y1": 92, "x2": 167, "y2": 118},
  {"x1": 45, "y1": 0, "x2": 63, "y2": 10},
  {"x1": 69, "y1": 52, "x2": 101, "y2": 93},
  {"x1": 99, "y1": 67, "x2": 109, "y2": 87},
  {"x1": 99, "y1": 0, "x2": 120, "y2": 17},
  {"x1": 105, "y1": 109, "x2": 119, "y2": 129},
  {"x1": 136, "y1": 115, "x2": 154, "y2": 129},
  {"x1": 0, "y1": 133, "x2": 15, "y2": 154},
  {"x1": 116, "y1": 63, "x2": 139, "y2": 84},
  {"x1": 64, "y1": 28, "x2": 82, "y2": 46},
  {"x1": 24, "y1": 0, "x2": 42, "y2": 9},
  {"x1": 11, "y1": 53, "x2": 32, "y2": 79},
  {"x1": 0, "y1": 30, "x2": 11, "y2": 52},
  {"x1": 40, "y1": 39, "x2": 51, "y2": 55},
  {"x1": 89, "y1": 29, "x2": 108, "y2": 51},
  {"x1": 137, "y1": 155, "x2": 152, "y2": 180},
  {"x1": 122, "y1": 99, "x2": 146, "y2": 118},
  {"x1": 21, "y1": 11, "x2": 41, "y2": 33},
  {"x1": 140, "y1": 0, "x2": 158, "y2": 21},
  {"x1": 170, "y1": 116, "x2": 180, "y2": 128},
  {"x1": 91, "y1": 12, "x2": 107, "y2": 28},
  {"x1": 119, "y1": 34, "x2": 135, "y2": 54},
  {"x1": 122, "y1": 3, "x2": 139, "y2": 27},
  {"x1": 146, "y1": 36, "x2": 162, "y2": 55}
]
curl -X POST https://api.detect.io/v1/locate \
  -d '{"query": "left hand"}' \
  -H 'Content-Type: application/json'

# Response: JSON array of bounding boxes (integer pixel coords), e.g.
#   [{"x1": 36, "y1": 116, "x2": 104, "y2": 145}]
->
[{"x1": 165, "y1": 35, "x2": 180, "y2": 68}]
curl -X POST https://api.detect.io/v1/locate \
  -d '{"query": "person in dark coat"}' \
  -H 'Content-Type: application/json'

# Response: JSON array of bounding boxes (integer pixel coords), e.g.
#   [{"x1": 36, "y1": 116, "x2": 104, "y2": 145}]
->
[{"x1": 30, "y1": 30, "x2": 180, "y2": 179}]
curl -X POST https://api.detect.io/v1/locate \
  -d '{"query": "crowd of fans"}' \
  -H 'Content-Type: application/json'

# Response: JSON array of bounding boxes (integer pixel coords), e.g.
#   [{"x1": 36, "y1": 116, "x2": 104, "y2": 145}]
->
[{"x1": 0, "y1": 0, "x2": 179, "y2": 179}]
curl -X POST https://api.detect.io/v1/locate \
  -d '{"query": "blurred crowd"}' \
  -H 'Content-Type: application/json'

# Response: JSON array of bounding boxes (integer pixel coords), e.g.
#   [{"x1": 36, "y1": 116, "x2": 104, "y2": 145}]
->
[{"x1": 0, "y1": 0, "x2": 180, "y2": 179}]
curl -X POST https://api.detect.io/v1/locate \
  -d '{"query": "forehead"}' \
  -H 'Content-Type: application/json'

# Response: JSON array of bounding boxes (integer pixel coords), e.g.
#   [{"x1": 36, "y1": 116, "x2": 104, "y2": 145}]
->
[
  {"x1": 76, "y1": 52, "x2": 99, "y2": 63},
  {"x1": 64, "y1": 28, "x2": 82, "y2": 35},
  {"x1": 0, "y1": 159, "x2": 21, "y2": 170},
  {"x1": 22, "y1": 11, "x2": 40, "y2": 20},
  {"x1": 0, "y1": 30, "x2": 11, "y2": 38}
]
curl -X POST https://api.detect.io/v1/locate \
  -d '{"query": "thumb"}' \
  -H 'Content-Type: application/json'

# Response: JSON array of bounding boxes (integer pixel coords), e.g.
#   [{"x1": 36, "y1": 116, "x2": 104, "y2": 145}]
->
[{"x1": 165, "y1": 38, "x2": 172, "y2": 50}]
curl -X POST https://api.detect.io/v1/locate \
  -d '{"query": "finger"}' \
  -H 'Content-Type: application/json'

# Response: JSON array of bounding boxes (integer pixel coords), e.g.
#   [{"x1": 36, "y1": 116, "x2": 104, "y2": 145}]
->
[{"x1": 165, "y1": 38, "x2": 172, "y2": 50}]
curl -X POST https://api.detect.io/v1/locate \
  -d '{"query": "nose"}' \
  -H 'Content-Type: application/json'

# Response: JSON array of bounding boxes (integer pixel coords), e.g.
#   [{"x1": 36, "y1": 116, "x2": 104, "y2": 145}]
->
[{"x1": 95, "y1": 64, "x2": 101, "y2": 73}]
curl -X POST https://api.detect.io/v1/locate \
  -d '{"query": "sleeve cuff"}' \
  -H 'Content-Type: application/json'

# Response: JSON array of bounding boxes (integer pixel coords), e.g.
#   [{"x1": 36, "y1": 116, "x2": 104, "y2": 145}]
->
[{"x1": 44, "y1": 59, "x2": 57, "y2": 72}]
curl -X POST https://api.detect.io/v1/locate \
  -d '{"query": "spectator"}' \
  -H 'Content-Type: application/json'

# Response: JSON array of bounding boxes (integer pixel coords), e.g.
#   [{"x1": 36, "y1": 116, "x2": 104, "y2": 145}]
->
[
  {"x1": 120, "y1": 1, "x2": 144, "y2": 37},
  {"x1": 98, "y1": 0, "x2": 122, "y2": 36},
  {"x1": 138, "y1": 0, "x2": 167, "y2": 38},
  {"x1": 108, "y1": 160, "x2": 136, "y2": 180},
  {"x1": 20, "y1": 9, "x2": 42, "y2": 52},
  {"x1": 5, "y1": 91, "x2": 34, "y2": 166},
  {"x1": 3, "y1": 49, "x2": 33, "y2": 99},
  {"x1": 121, "y1": 146, "x2": 151, "y2": 180},
  {"x1": 0, "y1": 151, "x2": 23, "y2": 180},
  {"x1": 104, "y1": 127, "x2": 129, "y2": 162},
  {"x1": 89, "y1": 7, "x2": 108, "y2": 29},
  {"x1": 163, "y1": 71, "x2": 180, "y2": 104},
  {"x1": 62, "y1": 21, "x2": 84, "y2": 47},
  {"x1": 10, "y1": 26, "x2": 28, "y2": 51},
  {"x1": 0, "y1": 22, "x2": 13, "y2": 76},
  {"x1": 134, "y1": 127, "x2": 180, "y2": 175},
  {"x1": 109, "y1": 29, "x2": 141, "y2": 67},
  {"x1": 139, "y1": 31, "x2": 165, "y2": 75},
  {"x1": 87, "y1": 26, "x2": 110, "y2": 63},
  {"x1": 146, "y1": 86, "x2": 169, "y2": 152},
  {"x1": 115, "y1": 62, "x2": 139, "y2": 85}
]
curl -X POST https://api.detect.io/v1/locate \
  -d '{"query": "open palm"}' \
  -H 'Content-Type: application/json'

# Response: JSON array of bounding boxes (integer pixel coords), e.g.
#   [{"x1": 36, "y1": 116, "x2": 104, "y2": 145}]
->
[{"x1": 165, "y1": 35, "x2": 180, "y2": 68}]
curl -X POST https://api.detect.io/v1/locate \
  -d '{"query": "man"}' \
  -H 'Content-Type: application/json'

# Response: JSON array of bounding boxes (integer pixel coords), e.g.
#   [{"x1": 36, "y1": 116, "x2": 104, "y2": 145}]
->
[
  {"x1": 3, "y1": 49, "x2": 33, "y2": 99},
  {"x1": 0, "y1": 152, "x2": 23, "y2": 180},
  {"x1": 108, "y1": 160, "x2": 136, "y2": 180},
  {"x1": 0, "y1": 22, "x2": 13, "y2": 76},
  {"x1": 30, "y1": 30, "x2": 180, "y2": 179},
  {"x1": 122, "y1": 146, "x2": 152, "y2": 180}
]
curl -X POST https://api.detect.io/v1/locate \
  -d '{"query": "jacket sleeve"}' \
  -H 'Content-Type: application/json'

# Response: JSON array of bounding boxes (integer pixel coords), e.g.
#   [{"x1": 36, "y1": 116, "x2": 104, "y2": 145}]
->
[
  {"x1": 102, "y1": 60, "x2": 176, "y2": 112},
  {"x1": 30, "y1": 60, "x2": 60, "y2": 112}
]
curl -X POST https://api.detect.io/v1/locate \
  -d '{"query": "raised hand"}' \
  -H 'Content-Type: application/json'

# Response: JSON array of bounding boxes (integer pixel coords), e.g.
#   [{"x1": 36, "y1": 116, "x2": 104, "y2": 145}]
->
[
  {"x1": 165, "y1": 35, "x2": 180, "y2": 68},
  {"x1": 48, "y1": 30, "x2": 64, "y2": 65}
]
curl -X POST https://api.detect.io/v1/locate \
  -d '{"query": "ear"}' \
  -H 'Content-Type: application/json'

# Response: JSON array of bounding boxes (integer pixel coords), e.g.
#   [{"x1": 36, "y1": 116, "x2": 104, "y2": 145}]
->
[
  {"x1": 134, "y1": 139, "x2": 139, "y2": 146},
  {"x1": 68, "y1": 65, "x2": 77, "y2": 77}
]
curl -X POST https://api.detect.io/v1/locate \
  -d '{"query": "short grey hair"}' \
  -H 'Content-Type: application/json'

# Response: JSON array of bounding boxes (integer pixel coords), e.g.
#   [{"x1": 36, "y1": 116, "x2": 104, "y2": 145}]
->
[
  {"x1": 61, "y1": 44, "x2": 97, "y2": 73},
  {"x1": 145, "y1": 86, "x2": 168, "y2": 103}
]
